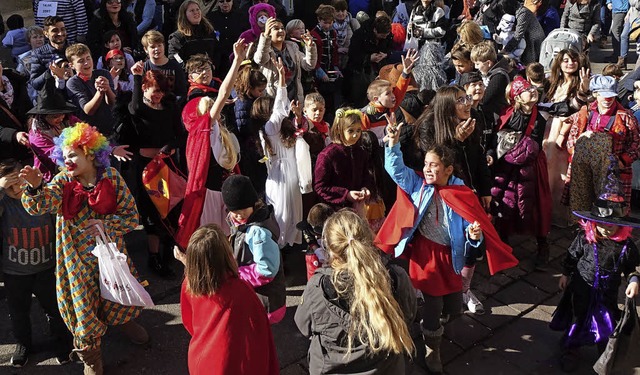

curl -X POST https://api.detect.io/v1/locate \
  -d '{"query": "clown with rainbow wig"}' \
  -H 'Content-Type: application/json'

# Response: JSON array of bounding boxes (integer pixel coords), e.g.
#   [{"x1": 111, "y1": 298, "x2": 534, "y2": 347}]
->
[{"x1": 19, "y1": 122, "x2": 149, "y2": 374}]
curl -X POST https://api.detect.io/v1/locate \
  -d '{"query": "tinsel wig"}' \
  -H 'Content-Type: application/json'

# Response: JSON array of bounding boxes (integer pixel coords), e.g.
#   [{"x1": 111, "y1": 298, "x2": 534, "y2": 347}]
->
[{"x1": 51, "y1": 122, "x2": 111, "y2": 169}]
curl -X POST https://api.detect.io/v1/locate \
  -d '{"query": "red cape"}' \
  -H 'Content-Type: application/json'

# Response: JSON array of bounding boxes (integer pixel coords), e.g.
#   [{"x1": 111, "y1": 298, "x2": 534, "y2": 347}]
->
[
  {"x1": 176, "y1": 98, "x2": 210, "y2": 249},
  {"x1": 375, "y1": 185, "x2": 518, "y2": 275}
]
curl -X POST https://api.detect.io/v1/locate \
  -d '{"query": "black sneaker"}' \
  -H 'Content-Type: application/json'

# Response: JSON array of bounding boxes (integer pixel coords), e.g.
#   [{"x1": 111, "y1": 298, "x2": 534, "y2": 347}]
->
[
  {"x1": 148, "y1": 253, "x2": 176, "y2": 279},
  {"x1": 10, "y1": 344, "x2": 29, "y2": 367}
]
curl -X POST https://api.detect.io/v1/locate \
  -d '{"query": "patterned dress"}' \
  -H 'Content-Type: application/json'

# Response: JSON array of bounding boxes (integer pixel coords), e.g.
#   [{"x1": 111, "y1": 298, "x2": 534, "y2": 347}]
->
[{"x1": 22, "y1": 167, "x2": 143, "y2": 350}]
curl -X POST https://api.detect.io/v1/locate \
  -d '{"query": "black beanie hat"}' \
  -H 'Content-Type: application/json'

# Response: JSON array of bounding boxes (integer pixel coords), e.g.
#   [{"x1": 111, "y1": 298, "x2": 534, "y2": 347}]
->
[
  {"x1": 459, "y1": 71, "x2": 483, "y2": 88},
  {"x1": 222, "y1": 175, "x2": 258, "y2": 211}
]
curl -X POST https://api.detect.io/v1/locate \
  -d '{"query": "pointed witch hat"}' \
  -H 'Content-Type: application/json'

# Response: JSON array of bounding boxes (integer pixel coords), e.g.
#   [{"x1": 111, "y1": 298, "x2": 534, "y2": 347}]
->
[
  {"x1": 27, "y1": 70, "x2": 77, "y2": 115},
  {"x1": 573, "y1": 155, "x2": 640, "y2": 228}
]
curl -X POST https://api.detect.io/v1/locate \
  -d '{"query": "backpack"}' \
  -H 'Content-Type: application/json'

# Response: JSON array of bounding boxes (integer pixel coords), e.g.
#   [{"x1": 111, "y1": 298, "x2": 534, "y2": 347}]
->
[{"x1": 539, "y1": 28, "x2": 586, "y2": 71}]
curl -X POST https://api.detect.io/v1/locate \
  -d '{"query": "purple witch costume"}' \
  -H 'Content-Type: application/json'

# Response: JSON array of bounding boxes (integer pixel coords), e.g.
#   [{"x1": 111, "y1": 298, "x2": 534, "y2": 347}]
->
[{"x1": 550, "y1": 156, "x2": 640, "y2": 347}]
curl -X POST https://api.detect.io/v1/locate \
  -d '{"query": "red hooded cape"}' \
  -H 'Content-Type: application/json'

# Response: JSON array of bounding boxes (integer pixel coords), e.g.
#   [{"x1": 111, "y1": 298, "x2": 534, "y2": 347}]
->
[
  {"x1": 176, "y1": 98, "x2": 210, "y2": 249},
  {"x1": 375, "y1": 185, "x2": 518, "y2": 275}
]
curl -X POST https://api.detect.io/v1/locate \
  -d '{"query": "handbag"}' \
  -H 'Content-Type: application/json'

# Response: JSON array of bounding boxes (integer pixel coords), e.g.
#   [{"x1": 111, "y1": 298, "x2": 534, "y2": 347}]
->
[
  {"x1": 92, "y1": 225, "x2": 154, "y2": 307},
  {"x1": 593, "y1": 297, "x2": 640, "y2": 375},
  {"x1": 142, "y1": 155, "x2": 187, "y2": 219}
]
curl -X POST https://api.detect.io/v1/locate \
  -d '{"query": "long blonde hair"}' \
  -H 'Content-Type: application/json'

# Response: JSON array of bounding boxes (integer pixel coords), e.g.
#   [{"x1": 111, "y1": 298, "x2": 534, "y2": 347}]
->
[
  {"x1": 323, "y1": 210, "x2": 414, "y2": 356},
  {"x1": 197, "y1": 96, "x2": 238, "y2": 170}
]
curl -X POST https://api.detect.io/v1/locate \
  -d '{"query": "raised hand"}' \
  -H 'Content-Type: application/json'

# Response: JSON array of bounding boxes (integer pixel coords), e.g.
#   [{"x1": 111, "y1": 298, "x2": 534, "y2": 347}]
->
[
  {"x1": 382, "y1": 112, "x2": 403, "y2": 147},
  {"x1": 18, "y1": 165, "x2": 43, "y2": 188},
  {"x1": 109, "y1": 65, "x2": 121, "y2": 79},
  {"x1": 291, "y1": 100, "x2": 302, "y2": 120},
  {"x1": 273, "y1": 56, "x2": 285, "y2": 77},
  {"x1": 0, "y1": 171, "x2": 19, "y2": 189},
  {"x1": 233, "y1": 38, "x2": 249, "y2": 62},
  {"x1": 455, "y1": 118, "x2": 476, "y2": 142},
  {"x1": 263, "y1": 17, "x2": 277, "y2": 37},
  {"x1": 579, "y1": 67, "x2": 591, "y2": 93},
  {"x1": 130, "y1": 61, "x2": 144, "y2": 76},
  {"x1": 112, "y1": 145, "x2": 133, "y2": 161},
  {"x1": 401, "y1": 48, "x2": 419, "y2": 74},
  {"x1": 301, "y1": 30, "x2": 314, "y2": 46}
]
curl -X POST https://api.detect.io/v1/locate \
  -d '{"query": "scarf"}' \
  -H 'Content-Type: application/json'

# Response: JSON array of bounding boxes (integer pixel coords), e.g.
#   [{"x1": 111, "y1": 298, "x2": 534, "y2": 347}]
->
[
  {"x1": 309, "y1": 119, "x2": 329, "y2": 135},
  {"x1": 187, "y1": 79, "x2": 221, "y2": 98},
  {"x1": 62, "y1": 178, "x2": 117, "y2": 219}
]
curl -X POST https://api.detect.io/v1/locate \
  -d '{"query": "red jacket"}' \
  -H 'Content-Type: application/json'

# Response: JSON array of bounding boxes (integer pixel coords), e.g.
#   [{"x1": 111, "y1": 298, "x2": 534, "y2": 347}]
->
[{"x1": 181, "y1": 277, "x2": 280, "y2": 375}]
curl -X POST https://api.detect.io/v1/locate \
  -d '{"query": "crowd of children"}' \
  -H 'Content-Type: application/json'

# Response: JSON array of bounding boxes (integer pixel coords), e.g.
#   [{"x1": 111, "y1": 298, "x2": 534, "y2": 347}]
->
[{"x1": 1, "y1": 0, "x2": 640, "y2": 374}]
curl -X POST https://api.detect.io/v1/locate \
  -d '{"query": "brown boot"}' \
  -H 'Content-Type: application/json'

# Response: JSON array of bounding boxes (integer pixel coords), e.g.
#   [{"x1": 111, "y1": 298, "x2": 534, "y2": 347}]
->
[
  {"x1": 423, "y1": 326, "x2": 444, "y2": 373},
  {"x1": 617, "y1": 56, "x2": 627, "y2": 70},
  {"x1": 120, "y1": 320, "x2": 149, "y2": 345},
  {"x1": 74, "y1": 347, "x2": 103, "y2": 375}
]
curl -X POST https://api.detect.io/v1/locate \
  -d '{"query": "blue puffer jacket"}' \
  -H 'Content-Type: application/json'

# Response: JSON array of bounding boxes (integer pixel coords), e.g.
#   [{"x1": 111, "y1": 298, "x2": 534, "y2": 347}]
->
[
  {"x1": 384, "y1": 143, "x2": 483, "y2": 273},
  {"x1": 29, "y1": 43, "x2": 66, "y2": 92},
  {"x1": 234, "y1": 97, "x2": 255, "y2": 136}
]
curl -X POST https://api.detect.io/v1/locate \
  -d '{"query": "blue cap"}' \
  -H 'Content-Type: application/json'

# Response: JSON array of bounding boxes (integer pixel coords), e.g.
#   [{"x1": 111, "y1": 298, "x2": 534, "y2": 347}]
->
[{"x1": 589, "y1": 74, "x2": 618, "y2": 98}]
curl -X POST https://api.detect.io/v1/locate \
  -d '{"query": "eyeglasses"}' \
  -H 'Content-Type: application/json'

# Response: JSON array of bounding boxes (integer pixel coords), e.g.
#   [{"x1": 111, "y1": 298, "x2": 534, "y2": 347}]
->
[
  {"x1": 111, "y1": 56, "x2": 124, "y2": 61},
  {"x1": 107, "y1": 0, "x2": 121, "y2": 4},
  {"x1": 456, "y1": 95, "x2": 473, "y2": 105}
]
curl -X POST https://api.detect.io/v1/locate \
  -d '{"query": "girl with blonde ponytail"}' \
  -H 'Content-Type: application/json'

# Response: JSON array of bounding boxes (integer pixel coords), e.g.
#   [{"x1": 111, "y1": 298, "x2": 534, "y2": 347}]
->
[{"x1": 295, "y1": 210, "x2": 416, "y2": 374}]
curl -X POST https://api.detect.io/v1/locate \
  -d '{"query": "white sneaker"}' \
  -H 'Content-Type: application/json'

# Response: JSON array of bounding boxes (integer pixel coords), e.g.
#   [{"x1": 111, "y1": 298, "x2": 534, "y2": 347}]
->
[{"x1": 463, "y1": 290, "x2": 485, "y2": 315}]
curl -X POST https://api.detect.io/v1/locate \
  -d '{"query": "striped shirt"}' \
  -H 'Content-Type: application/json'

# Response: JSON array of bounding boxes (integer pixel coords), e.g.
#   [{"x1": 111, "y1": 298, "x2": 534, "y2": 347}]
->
[{"x1": 33, "y1": 0, "x2": 88, "y2": 43}]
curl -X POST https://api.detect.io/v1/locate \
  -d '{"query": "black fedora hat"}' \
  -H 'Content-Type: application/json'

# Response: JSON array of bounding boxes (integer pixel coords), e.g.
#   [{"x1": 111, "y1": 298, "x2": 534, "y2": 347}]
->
[
  {"x1": 27, "y1": 79, "x2": 77, "y2": 116},
  {"x1": 572, "y1": 155, "x2": 640, "y2": 228}
]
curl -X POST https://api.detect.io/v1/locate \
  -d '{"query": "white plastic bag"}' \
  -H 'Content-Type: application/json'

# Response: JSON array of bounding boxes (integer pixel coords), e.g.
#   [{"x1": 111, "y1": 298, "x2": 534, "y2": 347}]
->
[
  {"x1": 92, "y1": 226, "x2": 154, "y2": 307},
  {"x1": 295, "y1": 136, "x2": 313, "y2": 194},
  {"x1": 404, "y1": 35, "x2": 419, "y2": 52}
]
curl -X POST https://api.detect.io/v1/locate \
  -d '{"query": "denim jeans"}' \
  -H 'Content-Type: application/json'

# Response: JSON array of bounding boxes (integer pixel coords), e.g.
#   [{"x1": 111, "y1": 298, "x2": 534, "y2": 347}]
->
[{"x1": 621, "y1": 18, "x2": 639, "y2": 58}]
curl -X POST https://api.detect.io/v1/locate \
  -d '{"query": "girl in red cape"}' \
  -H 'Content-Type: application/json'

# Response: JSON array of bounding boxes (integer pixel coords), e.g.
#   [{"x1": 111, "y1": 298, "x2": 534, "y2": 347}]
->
[
  {"x1": 377, "y1": 118, "x2": 517, "y2": 373},
  {"x1": 176, "y1": 224, "x2": 279, "y2": 375},
  {"x1": 175, "y1": 40, "x2": 247, "y2": 249}
]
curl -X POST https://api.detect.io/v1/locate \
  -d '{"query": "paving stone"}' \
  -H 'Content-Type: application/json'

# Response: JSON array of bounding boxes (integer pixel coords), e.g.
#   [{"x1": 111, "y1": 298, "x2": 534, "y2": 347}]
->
[
  {"x1": 502, "y1": 264, "x2": 528, "y2": 280},
  {"x1": 483, "y1": 309, "x2": 563, "y2": 373},
  {"x1": 517, "y1": 257, "x2": 536, "y2": 273},
  {"x1": 493, "y1": 280, "x2": 550, "y2": 313},
  {"x1": 549, "y1": 243, "x2": 568, "y2": 261},
  {"x1": 538, "y1": 293, "x2": 563, "y2": 317},
  {"x1": 272, "y1": 306, "x2": 309, "y2": 368},
  {"x1": 489, "y1": 272, "x2": 516, "y2": 288},
  {"x1": 475, "y1": 279, "x2": 501, "y2": 297},
  {"x1": 523, "y1": 269, "x2": 563, "y2": 294},
  {"x1": 553, "y1": 236, "x2": 573, "y2": 250},
  {"x1": 280, "y1": 361, "x2": 308, "y2": 375},
  {"x1": 444, "y1": 314, "x2": 492, "y2": 350},
  {"x1": 466, "y1": 297, "x2": 521, "y2": 330},
  {"x1": 441, "y1": 336, "x2": 464, "y2": 364},
  {"x1": 444, "y1": 344, "x2": 524, "y2": 375}
]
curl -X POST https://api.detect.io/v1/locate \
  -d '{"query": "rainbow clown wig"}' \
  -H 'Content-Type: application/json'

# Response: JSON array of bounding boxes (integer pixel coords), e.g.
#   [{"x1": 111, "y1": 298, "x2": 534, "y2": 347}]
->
[{"x1": 51, "y1": 122, "x2": 111, "y2": 169}]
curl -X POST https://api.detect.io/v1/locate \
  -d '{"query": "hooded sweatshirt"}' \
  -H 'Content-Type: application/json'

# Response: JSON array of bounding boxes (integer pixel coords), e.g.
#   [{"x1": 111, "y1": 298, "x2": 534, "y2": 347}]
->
[{"x1": 239, "y1": 3, "x2": 277, "y2": 45}]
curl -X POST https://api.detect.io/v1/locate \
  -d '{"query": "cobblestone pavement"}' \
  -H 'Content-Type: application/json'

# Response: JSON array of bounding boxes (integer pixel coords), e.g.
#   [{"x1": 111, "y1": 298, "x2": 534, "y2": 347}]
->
[{"x1": 0, "y1": 17, "x2": 638, "y2": 374}]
